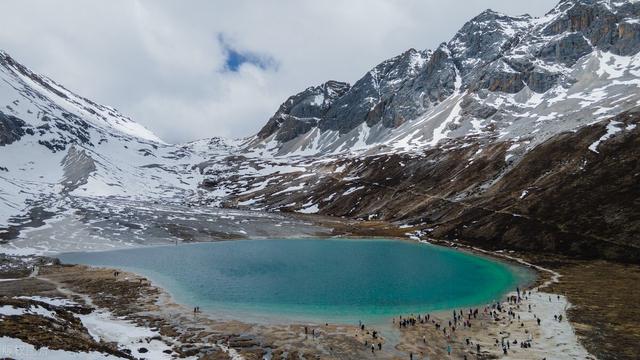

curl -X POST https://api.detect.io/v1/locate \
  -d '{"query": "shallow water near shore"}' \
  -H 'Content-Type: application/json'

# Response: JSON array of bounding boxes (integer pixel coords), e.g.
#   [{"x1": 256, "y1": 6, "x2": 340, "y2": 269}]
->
[{"x1": 59, "y1": 238, "x2": 533, "y2": 323}]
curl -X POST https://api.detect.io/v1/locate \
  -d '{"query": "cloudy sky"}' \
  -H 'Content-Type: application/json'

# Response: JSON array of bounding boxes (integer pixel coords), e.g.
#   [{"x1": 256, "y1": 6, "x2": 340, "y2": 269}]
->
[{"x1": 1, "y1": 0, "x2": 558, "y2": 143}]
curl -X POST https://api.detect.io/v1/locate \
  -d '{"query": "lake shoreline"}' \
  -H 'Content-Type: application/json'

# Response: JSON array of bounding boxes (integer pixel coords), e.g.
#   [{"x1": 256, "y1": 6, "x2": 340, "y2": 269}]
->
[
  {"x1": 0, "y1": 236, "x2": 596, "y2": 359},
  {"x1": 57, "y1": 237, "x2": 534, "y2": 326}
]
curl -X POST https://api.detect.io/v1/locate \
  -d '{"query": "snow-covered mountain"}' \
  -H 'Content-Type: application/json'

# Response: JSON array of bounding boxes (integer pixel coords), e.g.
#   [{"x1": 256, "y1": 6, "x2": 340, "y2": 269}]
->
[
  {"x1": 0, "y1": 47, "x2": 334, "y2": 238},
  {"x1": 1, "y1": 0, "x2": 639, "y2": 261},
  {"x1": 229, "y1": 0, "x2": 640, "y2": 262},
  {"x1": 250, "y1": 0, "x2": 640, "y2": 156},
  {"x1": 0, "y1": 49, "x2": 236, "y2": 232}
]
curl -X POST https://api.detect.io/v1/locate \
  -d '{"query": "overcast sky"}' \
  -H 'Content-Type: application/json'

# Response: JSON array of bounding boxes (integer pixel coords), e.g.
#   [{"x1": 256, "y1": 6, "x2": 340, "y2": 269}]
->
[{"x1": 1, "y1": 0, "x2": 559, "y2": 143}]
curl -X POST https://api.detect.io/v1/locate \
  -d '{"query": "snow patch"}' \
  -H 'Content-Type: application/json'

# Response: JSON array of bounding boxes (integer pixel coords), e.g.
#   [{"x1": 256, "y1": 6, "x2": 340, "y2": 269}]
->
[
  {"x1": 588, "y1": 121, "x2": 623, "y2": 153},
  {"x1": 78, "y1": 310, "x2": 177, "y2": 359}
]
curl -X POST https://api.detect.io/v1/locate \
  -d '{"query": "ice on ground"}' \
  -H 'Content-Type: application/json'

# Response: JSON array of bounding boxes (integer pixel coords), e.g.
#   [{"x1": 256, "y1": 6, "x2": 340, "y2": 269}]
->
[
  {"x1": 0, "y1": 304, "x2": 57, "y2": 319},
  {"x1": 0, "y1": 336, "x2": 123, "y2": 360},
  {"x1": 506, "y1": 291, "x2": 594, "y2": 360},
  {"x1": 0, "y1": 305, "x2": 26, "y2": 316},
  {"x1": 297, "y1": 203, "x2": 319, "y2": 214},
  {"x1": 16, "y1": 296, "x2": 79, "y2": 307},
  {"x1": 78, "y1": 310, "x2": 178, "y2": 359}
]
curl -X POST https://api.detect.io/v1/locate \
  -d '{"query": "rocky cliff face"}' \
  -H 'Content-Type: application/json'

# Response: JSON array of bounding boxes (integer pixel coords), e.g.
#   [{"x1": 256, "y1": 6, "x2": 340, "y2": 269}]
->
[
  {"x1": 256, "y1": 80, "x2": 350, "y2": 142},
  {"x1": 0, "y1": 111, "x2": 32, "y2": 146},
  {"x1": 251, "y1": 0, "x2": 640, "y2": 156}
]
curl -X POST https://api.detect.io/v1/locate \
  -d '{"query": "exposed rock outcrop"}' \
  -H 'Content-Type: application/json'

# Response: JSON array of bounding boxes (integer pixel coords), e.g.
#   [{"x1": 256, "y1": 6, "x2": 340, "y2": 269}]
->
[
  {"x1": 0, "y1": 111, "x2": 32, "y2": 146},
  {"x1": 249, "y1": 0, "x2": 640, "y2": 155}
]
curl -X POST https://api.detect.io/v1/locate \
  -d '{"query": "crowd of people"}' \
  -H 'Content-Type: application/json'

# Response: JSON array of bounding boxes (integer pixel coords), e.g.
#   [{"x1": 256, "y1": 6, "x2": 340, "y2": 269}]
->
[
  {"x1": 291, "y1": 285, "x2": 569, "y2": 358},
  {"x1": 386, "y1": 286, "x2": 562, "y2": 358}
]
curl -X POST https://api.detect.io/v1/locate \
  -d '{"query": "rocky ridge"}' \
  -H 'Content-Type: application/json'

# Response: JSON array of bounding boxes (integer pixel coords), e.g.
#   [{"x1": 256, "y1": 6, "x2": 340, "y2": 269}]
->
[{"x1": 251, "y1": 0, "x2": 640, "y2": 156}]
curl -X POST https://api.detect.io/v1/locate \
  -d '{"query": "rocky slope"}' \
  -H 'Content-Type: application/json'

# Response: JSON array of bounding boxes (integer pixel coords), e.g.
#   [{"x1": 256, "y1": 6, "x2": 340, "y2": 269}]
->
[
  {"x1": 229, "y1": 0, "x2": 640, "y2": 262},
  {"x1": 250, "y1": 0, "x2": 640, "y2": 156},
  {"x1": 232, "y1": 107, "x2": 640, "y2": 262}
]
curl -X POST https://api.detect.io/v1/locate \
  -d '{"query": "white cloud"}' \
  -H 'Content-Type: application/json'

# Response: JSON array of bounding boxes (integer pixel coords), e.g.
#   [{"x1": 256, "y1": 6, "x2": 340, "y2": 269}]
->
[{"x1": 0, "y1": 0, "x2": 559, "y2": 143}]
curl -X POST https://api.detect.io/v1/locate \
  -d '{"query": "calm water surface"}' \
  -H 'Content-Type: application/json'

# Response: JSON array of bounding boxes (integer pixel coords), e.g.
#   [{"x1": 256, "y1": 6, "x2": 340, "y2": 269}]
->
[{"x1": 59, "y1": 239, "x2": 533, "y2": 323}]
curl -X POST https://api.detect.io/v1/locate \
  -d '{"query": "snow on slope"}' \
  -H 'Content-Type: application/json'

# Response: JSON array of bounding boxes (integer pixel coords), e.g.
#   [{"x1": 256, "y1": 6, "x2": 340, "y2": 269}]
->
[
  {"x1": 0, "y1": 336, "x2": 124, "y2": 360},
  {"x1": 0, "y1": 50, "x2": 238, "y2": 228},
  {"x1": 249, "y1": 0, "x2": 640, "y2": 157},
  {"x1": 0, "y1": 50, "x2": 161, "y2": 142}
]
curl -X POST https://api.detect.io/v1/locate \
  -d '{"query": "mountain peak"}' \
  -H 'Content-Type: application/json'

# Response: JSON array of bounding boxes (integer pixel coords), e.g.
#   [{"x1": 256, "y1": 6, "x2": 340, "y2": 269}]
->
[
  {"x1": 550, "y1": 0, "x2": 636, "y2": 13},
  {"x1": 0, "y1": 49, "x2": 163, "y2": 143},
  {"x1": 248, "y1": 0, "x2": 640, "y2": 156},
  {"x1": 255, "y1": 79, "x2": 351, "y2": 141},
  {"x1": 474, "y1": 8, "x2": 502, "y2": 19},
  {"x1": 469, "y1": 8, "x2": 532, "y2": 23}
]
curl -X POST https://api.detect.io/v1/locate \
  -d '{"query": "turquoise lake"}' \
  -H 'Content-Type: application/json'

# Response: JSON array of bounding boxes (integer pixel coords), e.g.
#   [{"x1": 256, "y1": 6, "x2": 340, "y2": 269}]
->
[{"x1": 58, "y1": 239, "x2": 533, "y2": 323}]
